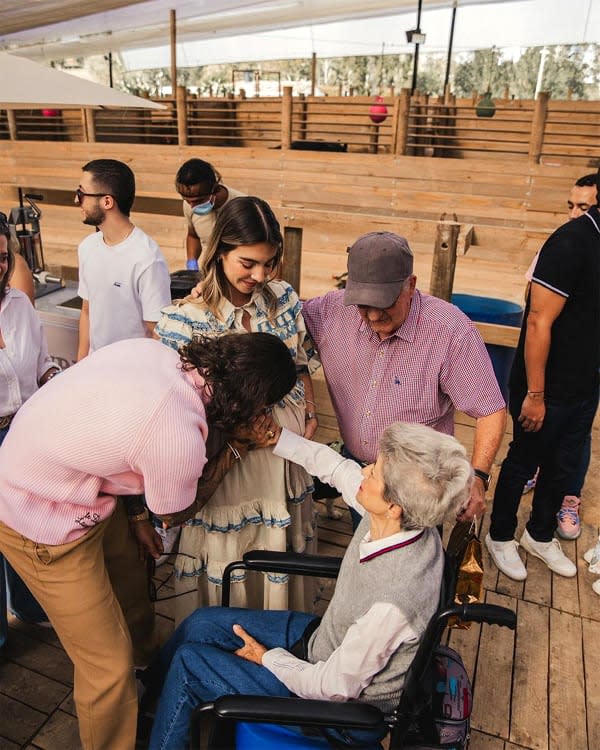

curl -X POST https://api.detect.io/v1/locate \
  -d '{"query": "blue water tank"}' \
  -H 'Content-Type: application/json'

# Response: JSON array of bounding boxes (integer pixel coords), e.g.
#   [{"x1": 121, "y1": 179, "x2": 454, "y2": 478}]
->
[{"x1": 451, "y1": 294, "x2": 523, "y2": 401}]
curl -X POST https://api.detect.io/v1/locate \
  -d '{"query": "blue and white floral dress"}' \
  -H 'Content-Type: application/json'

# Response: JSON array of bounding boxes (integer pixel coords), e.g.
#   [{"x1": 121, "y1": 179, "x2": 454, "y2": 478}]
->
[{"x1": 156, "y1": 280, "x2": 316, "y2": 622}]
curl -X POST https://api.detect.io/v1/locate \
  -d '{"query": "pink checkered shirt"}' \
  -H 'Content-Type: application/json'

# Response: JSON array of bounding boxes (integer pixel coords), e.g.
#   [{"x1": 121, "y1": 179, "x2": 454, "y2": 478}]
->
[{"x1": 303, "y1": 289, "x2": 505, "y2": 463}]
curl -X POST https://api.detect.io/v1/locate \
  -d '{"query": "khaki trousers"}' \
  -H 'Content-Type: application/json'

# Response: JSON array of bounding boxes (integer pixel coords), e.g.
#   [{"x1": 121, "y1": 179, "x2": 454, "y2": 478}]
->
[
  {"x1": 0, "y1": 501, "x2": 156, "y2": 750},
  {"x1": 104, "y1": 501, "x2": 158, "y2": 667}
]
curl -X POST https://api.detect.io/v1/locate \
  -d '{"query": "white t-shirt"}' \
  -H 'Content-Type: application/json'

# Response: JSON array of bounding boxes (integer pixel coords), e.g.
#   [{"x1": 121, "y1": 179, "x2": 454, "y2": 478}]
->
[
  {"x1": 77, "y1": 226, "x2": 171, "y2": 352},
  {"x1": 0, "y1": 288, "x2": 54, "y2": 415}
]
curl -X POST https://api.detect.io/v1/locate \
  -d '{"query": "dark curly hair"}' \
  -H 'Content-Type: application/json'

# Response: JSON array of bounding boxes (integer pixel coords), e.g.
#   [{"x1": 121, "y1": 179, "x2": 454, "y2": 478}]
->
[
  {"x1": 0, "y1": 213, "x2": 14, "y2": 300},
  {"x1": 179, "y1": 331, "x2": 296, "y2": 434}
]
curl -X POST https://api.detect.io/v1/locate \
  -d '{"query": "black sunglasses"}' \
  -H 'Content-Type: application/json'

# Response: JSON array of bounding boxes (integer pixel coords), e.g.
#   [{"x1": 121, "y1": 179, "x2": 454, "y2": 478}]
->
[
  {"x1": 146, "y1": 552, "x2": 197, "y2": 603},
  {"x1": 75, "y1": 188, "x2": 115, "y2": 203}
]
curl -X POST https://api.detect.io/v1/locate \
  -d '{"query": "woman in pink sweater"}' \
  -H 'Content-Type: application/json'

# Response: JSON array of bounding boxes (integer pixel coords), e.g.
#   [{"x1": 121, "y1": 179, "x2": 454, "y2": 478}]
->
[{"x1": 0, "y1": 331, "x2": 296, "y2": 750}]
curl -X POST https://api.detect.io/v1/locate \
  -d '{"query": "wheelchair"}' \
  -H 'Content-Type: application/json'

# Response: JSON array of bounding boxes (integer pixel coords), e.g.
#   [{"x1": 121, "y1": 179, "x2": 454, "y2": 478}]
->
[{"x1": 190, "y1": 548, "x2": 516, "y2": 749}]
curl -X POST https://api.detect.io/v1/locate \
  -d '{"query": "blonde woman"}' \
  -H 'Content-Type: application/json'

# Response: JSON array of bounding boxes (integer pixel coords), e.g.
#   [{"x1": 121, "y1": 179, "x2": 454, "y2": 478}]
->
[{"x1": 156, "y1": 196, "x2": 317, "y2": 620}]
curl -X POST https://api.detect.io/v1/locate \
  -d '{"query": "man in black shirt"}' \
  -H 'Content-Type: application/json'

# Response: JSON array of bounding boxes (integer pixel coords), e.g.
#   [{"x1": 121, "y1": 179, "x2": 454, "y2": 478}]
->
[{"x1": 486, "y1": 168, "x2": 600, "y2": 580}]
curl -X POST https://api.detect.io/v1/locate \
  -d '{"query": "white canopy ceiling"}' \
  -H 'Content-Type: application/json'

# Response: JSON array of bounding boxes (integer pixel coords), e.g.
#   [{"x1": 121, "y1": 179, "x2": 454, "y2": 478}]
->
[
  {"x1": 0, "y1": 51, "x2": 165, "y2": 108},
  {"x1": 1, "y1": 0, "x2": 523, "y2": 62}
]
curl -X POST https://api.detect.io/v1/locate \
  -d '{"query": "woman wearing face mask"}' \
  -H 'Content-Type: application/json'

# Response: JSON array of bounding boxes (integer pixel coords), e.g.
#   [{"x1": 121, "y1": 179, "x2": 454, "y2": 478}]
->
[
  {"x1": 0, "y1": 213, "x2": 59, "y2": 649},
  {"x1": 156, "y1": 196, "x2": 318, "y2": 621},
  {"x1": 175, "y1": 159, "x2": 245, "y2": 272}
]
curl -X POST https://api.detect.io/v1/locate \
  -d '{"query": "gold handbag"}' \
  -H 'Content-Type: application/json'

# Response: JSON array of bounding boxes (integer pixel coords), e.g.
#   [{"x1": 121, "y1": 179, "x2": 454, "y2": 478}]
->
[{"x1": 446, "y1": 518, "x2": 484, "y2": 629}]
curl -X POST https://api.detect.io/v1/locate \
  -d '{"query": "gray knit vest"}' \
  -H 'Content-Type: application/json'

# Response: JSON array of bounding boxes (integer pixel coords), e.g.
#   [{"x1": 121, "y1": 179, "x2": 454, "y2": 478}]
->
[{"x1": 308, "y1": 517, "x2": 443, "y2": 714}]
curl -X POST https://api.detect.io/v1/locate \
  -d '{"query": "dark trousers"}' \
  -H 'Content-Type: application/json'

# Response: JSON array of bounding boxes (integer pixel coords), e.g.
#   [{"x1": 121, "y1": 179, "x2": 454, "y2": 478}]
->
[{"x1": 490, "y1": 390, "x2": 599, "y2": 543}]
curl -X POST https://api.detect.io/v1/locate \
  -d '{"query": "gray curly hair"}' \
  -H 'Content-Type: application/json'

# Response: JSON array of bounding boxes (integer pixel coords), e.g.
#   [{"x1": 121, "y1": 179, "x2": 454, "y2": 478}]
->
[{"x1": 378, "y1": 422, "x2": 473, "y2": 530}]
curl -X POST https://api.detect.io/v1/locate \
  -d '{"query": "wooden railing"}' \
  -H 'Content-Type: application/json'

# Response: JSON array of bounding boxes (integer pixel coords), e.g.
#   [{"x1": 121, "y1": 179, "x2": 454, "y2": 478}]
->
[{"x1": 1, "y1": 88, "x2": 599, "y2": 166}]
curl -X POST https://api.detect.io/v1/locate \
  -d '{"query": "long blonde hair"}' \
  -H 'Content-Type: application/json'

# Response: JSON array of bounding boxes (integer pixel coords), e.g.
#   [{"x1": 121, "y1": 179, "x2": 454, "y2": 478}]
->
[{"x1": 197, "y1": 196, "x2": 284, "y2": 320}]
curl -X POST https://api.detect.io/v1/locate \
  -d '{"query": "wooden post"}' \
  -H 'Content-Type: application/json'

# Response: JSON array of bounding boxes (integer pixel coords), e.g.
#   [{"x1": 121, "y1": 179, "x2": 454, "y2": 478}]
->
[
  {"x1": 282, "y1": 226, "x2": 303, "y2": 295},
  {"x1": 393, "y1": 88, "x2": 410, "y2": 155},
  {"x1": 429, "y1": 215, "x2": 460, "y2": 301},
  {"x1": 7, "y1": 110, "x2": 17, "y2": 140},
  {"x1": 170, "y1": 9, "x2": 177, "y2": 95},
  {"x1": 310, "y1": 52, "x2": 317, "y2": 96},
  {"x1": 83, "y1": 108, "x2": 96, "y2": 142},
  {"x1": 176, "y1": 85, "x2": 188, "y2": 146},
  {"x1": 528, "y1": 91, "x2": 549, "y2": 164},
  {"x1": 281, "y1": 86, "x2": 293, "y2": 149},
  {"x1": 368, "y1": 124, "x2": 380, "y2": 154},
  {"x1": 299, "y1": 94, "x2": 308, "y2": 142}
]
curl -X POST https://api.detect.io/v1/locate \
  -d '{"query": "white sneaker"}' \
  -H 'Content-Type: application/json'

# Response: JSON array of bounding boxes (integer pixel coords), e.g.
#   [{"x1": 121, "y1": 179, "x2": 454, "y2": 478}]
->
[
  {"x1": 485, "y1": 533, "x2": 527, "y2": 580},
  {"x1": 584, "y1": 539, "x2": 600, "y2": 574},
  {"x1": 155, "y1": 526, "x2": 181, "y2": 568},
  {"x1": 520, "y1": 529, "x2": 576, "y2": 577}
]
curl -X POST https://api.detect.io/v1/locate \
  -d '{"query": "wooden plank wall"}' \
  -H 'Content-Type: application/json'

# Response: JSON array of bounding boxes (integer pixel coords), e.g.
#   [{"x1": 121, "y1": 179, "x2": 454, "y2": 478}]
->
[{"x1": 0, "y1": 139, "x2": 586, "y2": 311}]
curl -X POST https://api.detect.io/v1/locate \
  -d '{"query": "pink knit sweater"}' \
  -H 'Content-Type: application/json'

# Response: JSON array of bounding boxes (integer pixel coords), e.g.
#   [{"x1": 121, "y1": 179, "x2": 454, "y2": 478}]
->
[{"x1": 0, "y1": 338, "x2": 208, "y2": 545}]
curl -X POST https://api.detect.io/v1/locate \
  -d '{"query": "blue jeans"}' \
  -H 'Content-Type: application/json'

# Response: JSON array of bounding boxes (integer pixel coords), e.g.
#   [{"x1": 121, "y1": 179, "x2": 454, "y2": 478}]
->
[
  {"x1": 0, "y1": 426, "x2": 47, "y2": 649},
  {"x1": 491, "y1": 390, "x2": 599, "y2": 542},
  {"x1": 146, "y1": 607, "x2": 317, "y2": 750}
]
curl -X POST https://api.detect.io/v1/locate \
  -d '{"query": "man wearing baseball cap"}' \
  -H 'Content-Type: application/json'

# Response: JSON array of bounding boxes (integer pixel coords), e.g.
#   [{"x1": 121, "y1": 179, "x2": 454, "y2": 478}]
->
[{"x1": 302, "y1": 231, "x2": 506, "y2": 524}]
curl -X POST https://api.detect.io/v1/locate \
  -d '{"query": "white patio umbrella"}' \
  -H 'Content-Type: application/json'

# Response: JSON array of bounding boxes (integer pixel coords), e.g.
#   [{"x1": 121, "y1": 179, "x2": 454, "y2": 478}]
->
[{"x1": 0, "y1": 51, "x2": 165, "y2": 109}]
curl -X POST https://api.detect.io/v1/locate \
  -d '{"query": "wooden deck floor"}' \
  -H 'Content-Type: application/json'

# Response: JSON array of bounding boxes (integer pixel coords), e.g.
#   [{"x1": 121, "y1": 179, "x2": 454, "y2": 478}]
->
[{"x1": 1, "y1": 415, "x2": 599, "y2": 750}]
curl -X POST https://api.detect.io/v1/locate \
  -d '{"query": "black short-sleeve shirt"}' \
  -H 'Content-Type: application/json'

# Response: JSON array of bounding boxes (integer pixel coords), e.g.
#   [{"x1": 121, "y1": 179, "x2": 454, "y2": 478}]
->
[{"x1": 509, "y1": 206, "x2": 600, "y2": 404}]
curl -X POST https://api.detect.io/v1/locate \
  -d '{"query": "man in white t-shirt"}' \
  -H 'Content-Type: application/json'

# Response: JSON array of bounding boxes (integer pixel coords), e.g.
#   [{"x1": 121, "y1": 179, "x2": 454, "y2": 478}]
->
[
  {"x1": 175, "y1": 158, "x2": 244, "y2": 271},
  {"x1": 76, "y1": 158, "x2": 171, "y2": 360}
]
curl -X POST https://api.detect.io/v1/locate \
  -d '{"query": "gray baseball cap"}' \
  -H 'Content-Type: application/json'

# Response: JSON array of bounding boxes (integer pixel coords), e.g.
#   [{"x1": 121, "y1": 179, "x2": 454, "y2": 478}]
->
[{"x1": 343, "y1": 231, "x2": 414, "y2": 308}]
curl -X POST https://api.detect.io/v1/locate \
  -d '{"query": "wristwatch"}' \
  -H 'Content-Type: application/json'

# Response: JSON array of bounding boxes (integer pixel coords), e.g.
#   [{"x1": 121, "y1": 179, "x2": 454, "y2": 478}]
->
[
  {"x1": 128, "y1": 509, "x2": 150, "y2": 523},
  {"x1": 305, "y1": 411, "x2": 317, "y2": 421},
  {"x1": 473, "y1": 469, "x2": 491, "y2": 491}
]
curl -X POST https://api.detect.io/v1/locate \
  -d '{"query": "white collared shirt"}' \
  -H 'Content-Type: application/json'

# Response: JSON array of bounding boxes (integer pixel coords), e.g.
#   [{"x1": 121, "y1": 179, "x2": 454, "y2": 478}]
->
[{"x1": 0, "y1": 288, "x2": 54, "y2": 416}]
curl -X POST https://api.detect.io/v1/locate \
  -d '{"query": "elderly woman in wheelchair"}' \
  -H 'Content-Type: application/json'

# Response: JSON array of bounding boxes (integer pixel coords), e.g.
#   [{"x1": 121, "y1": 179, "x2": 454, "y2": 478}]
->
[{"x1": 142, "y1": 420, "x2": 472, "y2": 750}]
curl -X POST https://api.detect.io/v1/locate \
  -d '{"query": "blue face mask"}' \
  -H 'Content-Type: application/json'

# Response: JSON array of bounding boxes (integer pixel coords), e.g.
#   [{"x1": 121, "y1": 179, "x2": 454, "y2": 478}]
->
[{"x1": 192, "y1": 196, "x2": 215, "y2": 216}]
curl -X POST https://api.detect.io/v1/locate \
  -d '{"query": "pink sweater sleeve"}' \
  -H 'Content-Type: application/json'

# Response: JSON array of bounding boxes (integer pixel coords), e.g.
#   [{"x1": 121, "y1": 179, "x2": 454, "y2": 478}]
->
[{"x1": 128, "y1": 387, "x2": 208, "y2": 516}]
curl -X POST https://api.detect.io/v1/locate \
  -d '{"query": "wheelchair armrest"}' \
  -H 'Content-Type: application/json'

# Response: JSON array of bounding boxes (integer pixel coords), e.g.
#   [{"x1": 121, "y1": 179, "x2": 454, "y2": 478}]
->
[
  {"x1": 212, "y1": 694, "x2": 384, "y2": 729},
  {"x1": 242, "y1": 550, "x2": 343, "y2": 579},
  {"x1": 437, "y1": 603, "x2": 517, "y2": 629},
  {"x1": 221, "y1": 552, "x2": 342, "y2": 606}
]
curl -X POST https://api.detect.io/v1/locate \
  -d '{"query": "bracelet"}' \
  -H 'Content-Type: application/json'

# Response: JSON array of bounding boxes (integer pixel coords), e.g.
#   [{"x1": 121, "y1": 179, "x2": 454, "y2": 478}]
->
[
  {"x1": 473, "y1": 468, "x2": 491, "y2": 491},
  {"x1": 128, "y1": 509, "x2": 150, "y2": 523},
  {"x1": 527, "y1": 390, "x2": 544, "y2": 398},
  {"x1": 305, "y1": 411, "x2": 317, "y2": 421},
  {"x1": 43, "y1": 368, "x2": 61, "y2": 384}
]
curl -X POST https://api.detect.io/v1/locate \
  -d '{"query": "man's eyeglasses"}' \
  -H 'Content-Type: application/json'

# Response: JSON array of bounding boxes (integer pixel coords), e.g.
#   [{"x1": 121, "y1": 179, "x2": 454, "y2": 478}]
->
[
  {"x1": 146, "y1": 552, "x2": 197, "y2": 603},
  {"x1": 75, "y1": 188, "x2": 114, "y2": 203}
]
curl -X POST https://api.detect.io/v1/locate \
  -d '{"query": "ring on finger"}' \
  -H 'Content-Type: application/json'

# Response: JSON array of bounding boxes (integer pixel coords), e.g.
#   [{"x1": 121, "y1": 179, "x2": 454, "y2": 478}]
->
[{"x1": 266, "y1": 430, "x2": 275, "y2": 439}]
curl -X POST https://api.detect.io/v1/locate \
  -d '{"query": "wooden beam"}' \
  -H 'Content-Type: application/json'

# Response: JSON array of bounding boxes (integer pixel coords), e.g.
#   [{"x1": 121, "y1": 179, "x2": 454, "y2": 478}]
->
[
  {"x1": 282, "y1": 226, "x2": 302, "y2": 295},
  {"x1": 170, "y1": 9, "x2": 177, "y2": 93},
  {"x1": 7, "y1": 110, "x2": 17, "y2": 141},
  {"x1": 176, "y1": 85, "x2": 188, "y2": 146},
  {"x1": 474, "y1": 321, "x2": 520, "y2": 348},
  {"x1": 281, "y1": 86, "x2": 293, "y2": 150},
  {"x1": 429, "y1": 216, "x2": 459, "y2": 301},
  {"x1": 528, "y1": 91, "x2": 549, "y2": 164},
  {"x1": 310, "y1": 52, "x2": 317, "y2": 97},
  {"x1": 393, "y1": 88, "x2": 410, "y2": 156}
]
